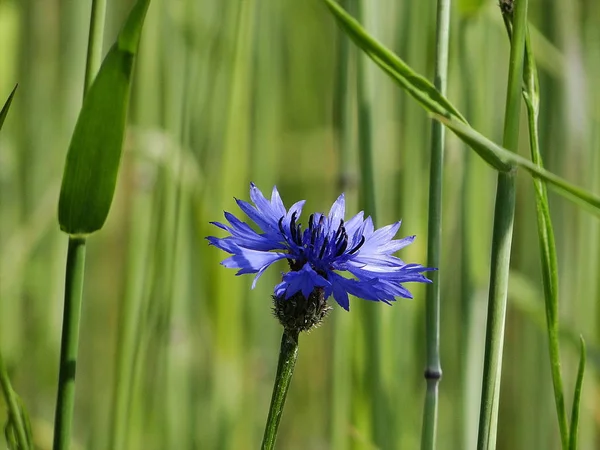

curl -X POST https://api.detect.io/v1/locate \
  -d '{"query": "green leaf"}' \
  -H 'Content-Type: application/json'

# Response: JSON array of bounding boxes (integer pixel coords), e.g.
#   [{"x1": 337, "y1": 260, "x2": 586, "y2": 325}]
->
[
  {"x1": 0, "y1": 85, "x2": 17, "y2": 132},
  {"x1": 58, "y1": 0, "x2": 150, "y2": 235},
  {"x1": 569, "y1": 336, "x2": 586, "y2": 450},
  {"x1": 436, "y1": 115, "x2": 600, "y2": 215},
  {"x1": 323, "y1": 0, "x2": 600, "y2": 215}
]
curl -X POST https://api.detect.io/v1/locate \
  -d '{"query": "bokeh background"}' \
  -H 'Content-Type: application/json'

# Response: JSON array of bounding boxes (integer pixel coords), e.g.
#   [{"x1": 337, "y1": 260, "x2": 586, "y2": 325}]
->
[{"x1": 1, "y1": 0, "x2": 599, "y2": 449}]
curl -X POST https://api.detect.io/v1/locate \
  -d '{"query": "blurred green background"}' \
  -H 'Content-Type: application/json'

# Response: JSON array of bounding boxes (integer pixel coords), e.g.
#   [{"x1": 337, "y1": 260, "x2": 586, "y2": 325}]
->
[{"x1": 1, "y1": 0, "x2": 599, "y2": 449}]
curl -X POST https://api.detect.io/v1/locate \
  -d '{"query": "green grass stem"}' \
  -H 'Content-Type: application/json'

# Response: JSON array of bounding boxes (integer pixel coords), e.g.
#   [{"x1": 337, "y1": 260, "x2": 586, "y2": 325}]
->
[
  {"x1": 0, "y1": 348, "x2": 29, "y2": 450},
  {"x1": 261, "y1": 330, "x2": 300, "y2": 450},
  {"x1": 569, "y1": 337, "x2": 586, "y2": 450},
  {"x1": 331, "y1": 1, "x2": 354, "y2": 447},
  {"x1": 83, "y1": 0, "x2": 107, "y2": 95},
  {"x1": 421, "y1": 0, "x2": 451, "y2": 448},
  {"x1": 355, "y1": 0, "x2": 383, "y2": 445},
  {"x1": 53, "y1": 2, "x2": 106, "y2": 447},
  {"x1": 518, "y1": 24, "x2": 569, "y2": 450},
  {"x1": 476, "y1": 2, "x2": 528, "y2": 449},
  {"x1": 52, "y1": 236, "x2": 87, "y2": 450}
]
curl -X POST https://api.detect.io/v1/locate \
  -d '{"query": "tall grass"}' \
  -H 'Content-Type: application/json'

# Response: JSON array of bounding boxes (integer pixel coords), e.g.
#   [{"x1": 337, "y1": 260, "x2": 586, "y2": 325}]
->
[{"x1": 0, "y1": 0, "x2": 599, "y2": 449}]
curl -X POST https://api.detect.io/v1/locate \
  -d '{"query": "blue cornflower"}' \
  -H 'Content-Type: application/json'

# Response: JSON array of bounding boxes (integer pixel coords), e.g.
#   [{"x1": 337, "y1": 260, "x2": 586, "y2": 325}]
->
[{"x1": 207, "y1": 183, "x2": 434, "y2": 316}]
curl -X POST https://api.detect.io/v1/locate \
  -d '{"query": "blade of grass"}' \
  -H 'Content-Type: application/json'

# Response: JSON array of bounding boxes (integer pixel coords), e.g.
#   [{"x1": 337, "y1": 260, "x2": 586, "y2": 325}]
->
[
  {"x1": 0, "y1": 85, "x2": 17, "y2": 131},
  {"x1": 477, "y1": 1, "x2": 528, "y2": 449},
  {"x1": 323, "y1": 0, "x2": 600, "y2": 215},
  {"x1": 517, "y1": 22, "x2": 569, "y2": 449},
  {"x1": 0, "y1": 348, "x2": 30, "y2": 450},
  {"x1": 435, "y1": 115, "x2": 600, "y2": 215},
  {"x1": 58, "y1": 0, "x2": 150, "y2": 235},
  {"x1": 421, "y1": 0, "x2": 451, "y2": 447},
  {"x1": 569, "y1": 336, "x2": 586, "y2": 450}
]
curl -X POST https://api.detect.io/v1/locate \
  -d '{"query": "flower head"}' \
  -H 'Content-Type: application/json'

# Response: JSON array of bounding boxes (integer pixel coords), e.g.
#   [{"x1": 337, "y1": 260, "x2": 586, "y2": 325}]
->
[{"x1": 208, "y1": 183, "x2": 434, "y2": 329}]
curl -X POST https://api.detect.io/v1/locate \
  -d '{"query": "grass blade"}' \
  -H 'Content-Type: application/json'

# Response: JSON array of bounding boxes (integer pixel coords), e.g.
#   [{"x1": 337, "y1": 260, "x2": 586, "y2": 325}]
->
[
  {"x1": 519, "y1": 24, "x2": 569, "y2": 449},
  {"x1": 58, "y1": 0, "x2": 150, "y2": 235},
  {"x1": 323, "y1": 0, "x2": 600, "y2": 215},
  {"x1": 569, "y1": 337, "x2": 586, "y2": 450},
  {"x1": 0, "y1": 85, "x2": 17, "y2": 131}
]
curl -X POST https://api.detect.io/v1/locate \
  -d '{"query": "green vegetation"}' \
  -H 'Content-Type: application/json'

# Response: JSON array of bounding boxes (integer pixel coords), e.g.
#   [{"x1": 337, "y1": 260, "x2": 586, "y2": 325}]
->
[{"x1": 0, "y1": 0, "x2": 598, "y2": 449}]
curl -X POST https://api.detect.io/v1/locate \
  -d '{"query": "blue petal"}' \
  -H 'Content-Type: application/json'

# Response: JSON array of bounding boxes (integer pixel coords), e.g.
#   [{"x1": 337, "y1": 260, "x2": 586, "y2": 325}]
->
[
  {"x1": 277, "y1": 263, "x2": 330, "y2": 299},
  {"x1": 250, "y1": 182, "x2": 282, "y2": 225},
  {"x1": 270, "y1": 185, "x2": 286, "y2": 217},
  {"x1": 328, "y1": 193, "x2": 345, "y2": 225},
  {"x1": 221, "y1": 247, "x2": 287, "y2": 274}
]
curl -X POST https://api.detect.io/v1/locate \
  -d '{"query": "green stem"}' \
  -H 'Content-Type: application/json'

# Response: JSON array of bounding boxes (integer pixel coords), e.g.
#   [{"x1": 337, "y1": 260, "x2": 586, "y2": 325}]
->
[
  {"x1": 569, "y1": 337, "x2": 586, "y2": 450},
  {"x1": 52, "y1": 236, "x2": 87, "y2": 450},
  {"x1": 476, "y1": 2, "x2": 528, "y2": 449},
  {"x1": 421, "y1": 0, "x2": 450, "y2": 448},
  {"x1": 0, "y1": 349, "x2": 29, "y2": 450},
  {"x1": 355, "y1": 0, "x2": 383, "y2": 444},
  {"x1": 331, "y1": 1, "x2": 354, "y2": 447},
  {"x1": 83, "y1": 0, "x2": 107, "y2": 95},
  {"x1": 519, "y1": 25, "x2": 569, "y2": 450},
  {"x1": 261, "y1": 330, "x2": 300, "y2": 450}
]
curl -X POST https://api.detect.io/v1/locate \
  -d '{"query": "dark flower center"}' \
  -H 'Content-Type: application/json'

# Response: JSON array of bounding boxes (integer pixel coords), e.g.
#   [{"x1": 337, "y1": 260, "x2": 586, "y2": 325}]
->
[{"x1": 278, "y1": 213, "x2": 365, "y2": 272}]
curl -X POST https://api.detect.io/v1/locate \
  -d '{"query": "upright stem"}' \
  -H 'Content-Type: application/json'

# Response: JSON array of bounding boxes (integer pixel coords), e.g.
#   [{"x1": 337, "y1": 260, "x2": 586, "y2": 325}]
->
[
  {"x1": 355, "y1": 0, "x2": 383, "y2": 444},
  {"x1": 421, "y1": 0, "x2": 451, "y2": 448},
  {"x1": 53, "y1": 236, "x2": 87, "y2": 450},
  {"x1": 83, "y1": 0, "x2": 107, "y2": 94},
  {"x1": 477, "y1": 2, "x2": 528, "y2": 450},
  {"x1": 261, "y1": 330, "x2": 300, "y2": 450},
  {"x1": 53, "y1": 2, "x2": 105, "y2": 448},
  {"x1": 0, "y1": 349, "x2": 29, "y2": 450},
  {"x1": 331, "y1": 0, "x2": 354, "y2": 447}
]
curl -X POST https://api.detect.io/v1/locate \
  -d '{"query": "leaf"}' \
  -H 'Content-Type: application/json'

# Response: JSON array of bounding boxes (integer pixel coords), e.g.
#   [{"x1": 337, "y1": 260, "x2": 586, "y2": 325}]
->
[
  {"x1": 0, "y1": 85, "x2": 17, "y2": 132},
  {"x1": 58, "y1": 0, "x2": 150, "y2": 235},
  {"x1": 569, "y1": 336, "x2": 586, "y2": 450},
  {"x1": 436, "y1": 115, "x2": 600, "y2": 215},
  {"x1": 323, "y1": 0, "x2": 600, "y2": 216}
]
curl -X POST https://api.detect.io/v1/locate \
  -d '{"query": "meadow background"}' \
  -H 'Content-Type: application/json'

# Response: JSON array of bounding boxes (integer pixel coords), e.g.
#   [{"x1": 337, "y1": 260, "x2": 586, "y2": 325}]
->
[{"x1": 1, "y1": 0, "x2": 599, "y2": 449}]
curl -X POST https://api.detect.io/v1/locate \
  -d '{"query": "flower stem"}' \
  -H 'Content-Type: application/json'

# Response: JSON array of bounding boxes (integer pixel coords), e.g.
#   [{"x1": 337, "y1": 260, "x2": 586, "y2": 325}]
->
[
  {"x1": 0, "y1": 348, "x2": 29, "y2": 450},
  {"x1": 53, "y1": 236, "x2": 87, "y2": 450},
  {"x1": 477, "y1": 1, "x2": 528, "y2": 449},
  {"x1": 261, "y1": 330, "x2": 299, "y2": 450},
  {"x1": 421, "y1": 0, "x2": 451, "y2": 447}
]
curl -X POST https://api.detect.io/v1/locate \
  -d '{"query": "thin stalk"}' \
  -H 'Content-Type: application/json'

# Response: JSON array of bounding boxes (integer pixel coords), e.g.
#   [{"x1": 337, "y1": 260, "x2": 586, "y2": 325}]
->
[
  {"x1": 53, "y1": 2, "x2": 105, "y2": 448},
  {"x1": 83, "y1": 0, "x2": 107, "y2": 94},
  {"x1": 261, "y1": 330, "x2": 300, "y2": 450},
  {"x1": 476, "y1": 1, "x2": 528, "y2": 449},
  {"x1": 355, "y1": 0, "x2": 384, "y2": 445},
  {"x1": 331, "y1": 0, "x2": 354, "y2": 447},
  {"x1": 518, "y1": 24, "x2": 569, "y2": 450},
  {"x1": 420, "y1": 0, "x2": 451, "y2": 448},
  {"x1": 0, "y1": 349, "x2": 29, "y2": 450},
  {"x1": 569, "y1": 337, "x2": 586, "y2": 450},
  {"x1": 52, "y1": 236, "x2": 87, "y2": 450}
]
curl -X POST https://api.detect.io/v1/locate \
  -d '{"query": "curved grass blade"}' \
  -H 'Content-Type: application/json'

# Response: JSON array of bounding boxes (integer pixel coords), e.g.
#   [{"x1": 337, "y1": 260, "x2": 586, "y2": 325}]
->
[
  {"x1": 58, "y1": 0, "x2": 150, "y2": 235},
  {"x1": 436, "y1": 115, "x2": 600, "y2": 215},
  {"x1": 0, "y1": 85, "x2": 18, "y2": 131},
  {"x1": 569, "y1": 336, "x2": 586, "y2": 450},
  {"x1": 323, "y1": 0, "x2": 600, "y2": 215},
  {"x1": 519, "y1": 24, "x2": 569, "y2": 449},
  {"x1": 0, "y1": 348, "x2": 32, "y2": 450}
]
